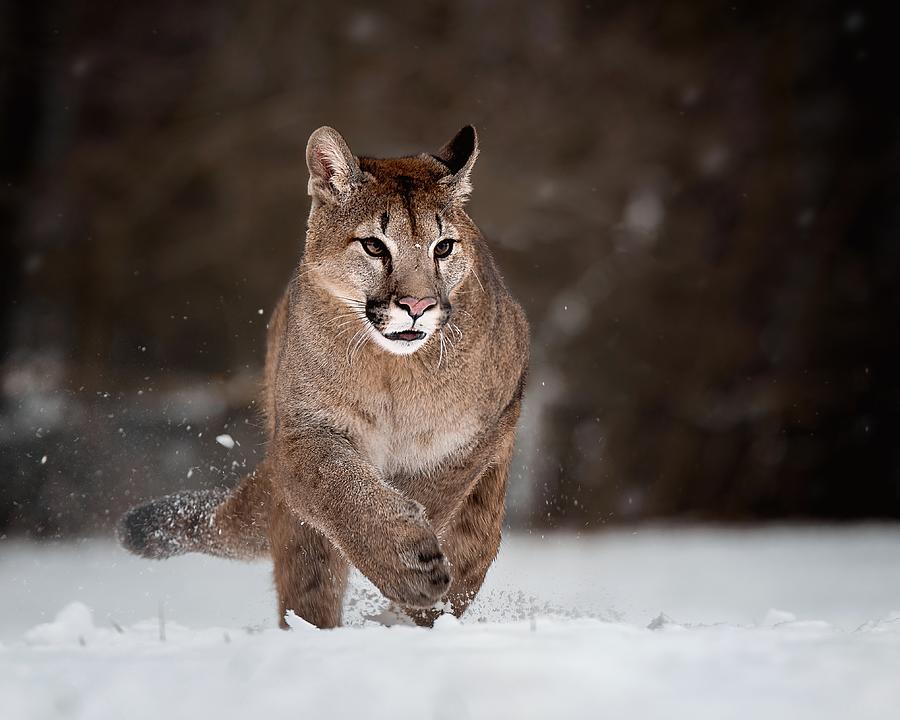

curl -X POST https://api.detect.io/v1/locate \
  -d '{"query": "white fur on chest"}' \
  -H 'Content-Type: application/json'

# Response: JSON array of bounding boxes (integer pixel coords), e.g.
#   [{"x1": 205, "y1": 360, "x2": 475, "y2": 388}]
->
[{"x1": 357, "y1": 410, "x2": 478, "y2": 477}]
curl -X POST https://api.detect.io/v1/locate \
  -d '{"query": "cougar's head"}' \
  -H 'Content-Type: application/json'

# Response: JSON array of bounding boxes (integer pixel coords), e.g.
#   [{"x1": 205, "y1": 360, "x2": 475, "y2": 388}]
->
[{"x1": 301, "y1": 125, "x2": 480, "y2": 356}]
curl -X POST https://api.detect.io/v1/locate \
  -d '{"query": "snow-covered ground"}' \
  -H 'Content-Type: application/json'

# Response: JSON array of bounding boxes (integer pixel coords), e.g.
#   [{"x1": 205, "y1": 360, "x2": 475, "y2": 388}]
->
[{"x1": 3, "y1": 526, "x2": 900, "y2": 719}]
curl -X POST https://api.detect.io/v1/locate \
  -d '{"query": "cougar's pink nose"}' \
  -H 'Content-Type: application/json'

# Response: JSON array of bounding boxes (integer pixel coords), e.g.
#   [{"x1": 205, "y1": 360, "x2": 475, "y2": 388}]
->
[{"x1": 397, "y1": 296, "x2": 437, "y2": 319}]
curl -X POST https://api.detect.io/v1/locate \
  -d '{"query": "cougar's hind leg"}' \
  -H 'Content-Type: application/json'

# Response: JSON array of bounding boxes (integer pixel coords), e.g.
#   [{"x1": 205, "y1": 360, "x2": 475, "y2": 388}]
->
[
  {"x1": 211, "y1": 466, "x2": 272, "y2": 558},
  {"x1": 269, "y1": 501, "x2": 349, "y2": 629}
]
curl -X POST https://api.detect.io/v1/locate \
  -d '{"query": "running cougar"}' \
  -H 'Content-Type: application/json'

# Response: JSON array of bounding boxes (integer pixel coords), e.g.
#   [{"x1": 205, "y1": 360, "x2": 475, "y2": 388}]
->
[{"x1": 119, "y1": 125, "x2": 529, "y2": 628}]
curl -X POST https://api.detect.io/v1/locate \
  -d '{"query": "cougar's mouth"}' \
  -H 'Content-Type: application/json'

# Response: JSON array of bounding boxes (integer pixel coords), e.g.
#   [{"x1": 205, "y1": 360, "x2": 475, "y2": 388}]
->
[{"x1": 384, "y1": 330, "x2": 426, "y2": 343}]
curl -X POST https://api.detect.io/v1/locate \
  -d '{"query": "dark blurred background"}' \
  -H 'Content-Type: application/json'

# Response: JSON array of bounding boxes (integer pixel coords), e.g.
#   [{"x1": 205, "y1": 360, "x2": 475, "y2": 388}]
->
[{"x1": 2, "y1": 0, "x2": 898, "y2": 538}]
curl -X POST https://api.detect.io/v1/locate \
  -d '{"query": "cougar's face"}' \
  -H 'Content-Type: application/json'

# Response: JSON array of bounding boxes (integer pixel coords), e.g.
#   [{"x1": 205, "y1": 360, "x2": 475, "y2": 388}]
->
[
  {"x1": 311, "y1": 200, "x2": 473, "y2": 356},
  {"x1": 302, "y1": 126, "x2": 481, "y2": 358}
]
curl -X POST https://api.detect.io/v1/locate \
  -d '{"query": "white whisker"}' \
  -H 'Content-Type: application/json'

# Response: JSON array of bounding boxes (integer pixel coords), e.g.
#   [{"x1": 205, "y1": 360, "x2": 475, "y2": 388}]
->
[
  {"x1": 334, "y1": 324, "x2": 359, "y2": 341},
  {"x1": 443, "y1": 331, "x2": 456, "y2": 356},
  {"x1": 333, "y1": 320, "x2": 362, "y2": 337},
  {"x1": 333, "y1": 317, "x2": 362, "y2": 328},
  {"x1": 335, "y1": 294, "x2": 367, "y2": 305},
  {"x1": 349, "y1": 325, "x2": 370, "y2": 365},
  {"x1": 326, "y1": 312, "x2": 365, "y2": 328},
  {"x1": 346, "y1": 326, "x2": 366, "y2": 365}
]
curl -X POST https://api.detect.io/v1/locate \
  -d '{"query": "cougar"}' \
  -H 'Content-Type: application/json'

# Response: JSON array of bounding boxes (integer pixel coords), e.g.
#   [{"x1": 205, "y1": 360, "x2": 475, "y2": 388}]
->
[{"x1": 118, "y1": 125, "x2": 530, "y2": 628}]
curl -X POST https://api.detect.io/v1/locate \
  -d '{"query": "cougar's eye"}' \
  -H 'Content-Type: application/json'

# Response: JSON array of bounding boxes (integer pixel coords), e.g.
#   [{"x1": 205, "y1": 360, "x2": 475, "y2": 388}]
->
[
  {"x1": 360, "y1": 237, "x2": 388, "y2": 257},
  {"x1": 434, "y1": 239, "x2": 455, "y2": 259}
]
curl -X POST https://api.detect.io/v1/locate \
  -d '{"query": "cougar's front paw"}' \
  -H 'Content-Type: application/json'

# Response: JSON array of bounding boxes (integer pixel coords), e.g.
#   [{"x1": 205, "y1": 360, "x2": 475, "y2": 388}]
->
[
  {"x1": 399, "y1": 533, "x2": 452, "y2": 607},
  {"x1": 378, "y1": 529, "x2": 451, "y2": 608}
]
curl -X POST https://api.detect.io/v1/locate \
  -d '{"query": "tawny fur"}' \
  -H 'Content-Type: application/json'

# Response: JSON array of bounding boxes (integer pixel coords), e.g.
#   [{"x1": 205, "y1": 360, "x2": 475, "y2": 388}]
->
[{"x1": 119, "y1": 125, "x2": 529, "y2": 628}]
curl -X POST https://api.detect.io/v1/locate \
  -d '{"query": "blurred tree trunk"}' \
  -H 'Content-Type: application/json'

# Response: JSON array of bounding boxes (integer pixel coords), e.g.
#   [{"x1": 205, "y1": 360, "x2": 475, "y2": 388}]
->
[{"x1": 0, "y1": 0, "x2": 50, "y2": 360}]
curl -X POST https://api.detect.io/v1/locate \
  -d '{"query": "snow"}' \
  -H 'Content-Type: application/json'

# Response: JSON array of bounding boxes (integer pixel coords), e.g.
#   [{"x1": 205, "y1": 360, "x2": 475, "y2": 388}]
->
[
  {"x1": 215, "y1": 433, "x2": 235, "y2": 449},
  {"x1": 2, "y1": 527, "x2": 900, "y2": 719},
  {"x1": 24, "y1": 602, "x2": 95, "y2": 646}
]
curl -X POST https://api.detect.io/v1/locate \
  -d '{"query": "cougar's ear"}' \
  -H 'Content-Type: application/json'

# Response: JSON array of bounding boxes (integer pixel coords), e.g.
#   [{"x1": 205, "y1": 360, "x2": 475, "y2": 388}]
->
[
  {"x1": 436, "y1": 125, "x2": 479, "y2": 203},
  {"x1": 306, "y1": 126, "x2": 364, "y2": 203}
]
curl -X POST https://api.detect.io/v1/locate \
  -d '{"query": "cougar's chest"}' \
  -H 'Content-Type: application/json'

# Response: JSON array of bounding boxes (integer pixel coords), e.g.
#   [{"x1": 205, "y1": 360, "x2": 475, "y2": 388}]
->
[{"x1": 350, "y1": 388, "x2": 478, "y2": 477}]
